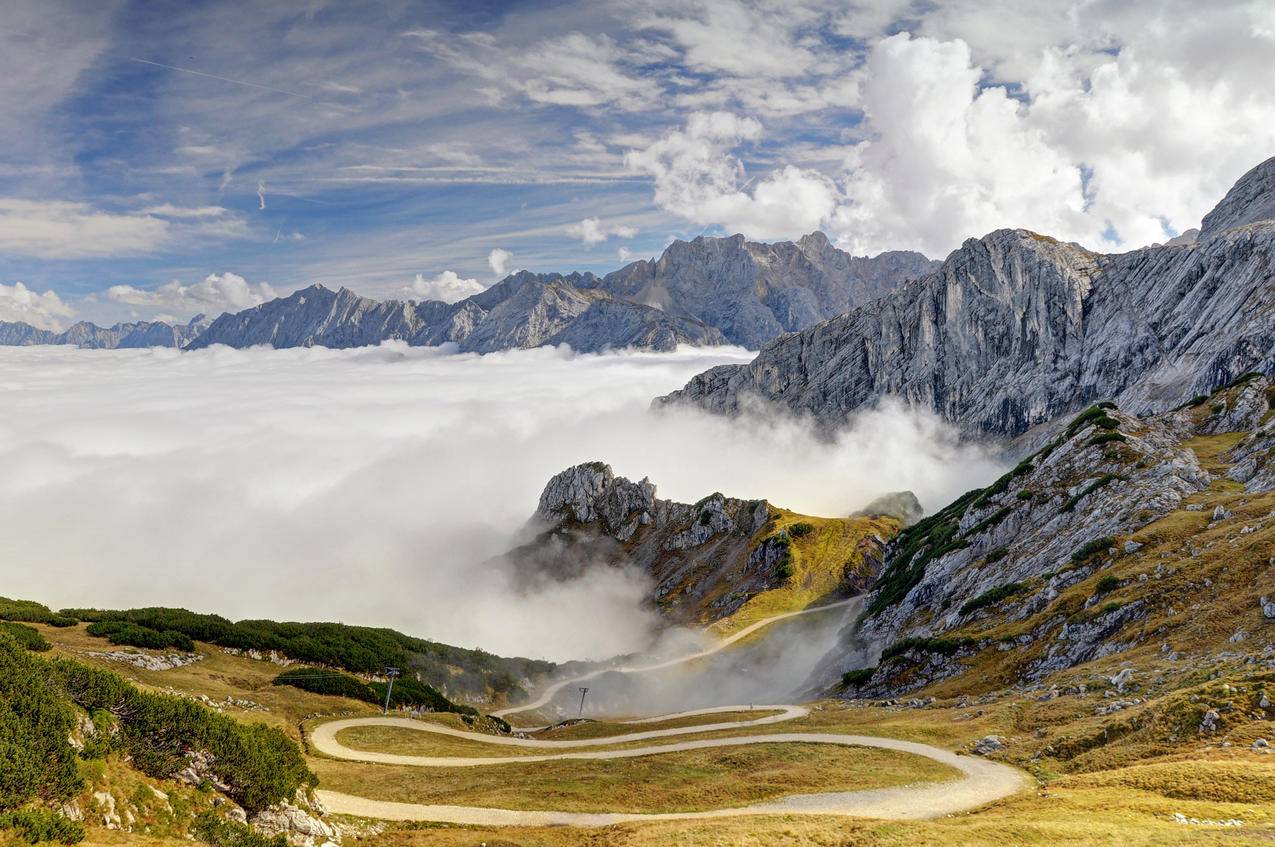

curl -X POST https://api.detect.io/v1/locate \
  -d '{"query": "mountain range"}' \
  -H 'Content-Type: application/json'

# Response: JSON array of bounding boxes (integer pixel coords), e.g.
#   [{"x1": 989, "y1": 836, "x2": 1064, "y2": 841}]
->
[
  {"x1": 0, "y1": 314, "x2": 209, "y2": 349},
  {"x1": 659, "y1": 155, "x2": 1275, "y2": 442},
  {"x1": 0, "y1": 237, "x2": 936, "y2": 353}
]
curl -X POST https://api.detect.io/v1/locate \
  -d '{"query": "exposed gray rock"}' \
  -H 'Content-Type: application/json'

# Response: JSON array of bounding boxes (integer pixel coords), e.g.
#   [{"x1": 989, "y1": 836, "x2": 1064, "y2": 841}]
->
[
  {"x1": 187, "y1": 278, "x2": 723, "y2": 354},
  {"x1": 600, "y1": 231, "x2": 936, "y2": 348},
  {"x1": 0, "y1": 315, "x2": 209, "y2": 349},
  {"x1": 1262, "y1": 596, "x2": 1275, "y2": 620},
  {"x1": 972, "y1": 735, "x2": 1005, "y2": 755},
  {"x1": 1200, "y1": 156, "x2": 1275, "y2": 237},
  {"x1": 658, "y1": 159, "x2": 1275, "y2": 440}
]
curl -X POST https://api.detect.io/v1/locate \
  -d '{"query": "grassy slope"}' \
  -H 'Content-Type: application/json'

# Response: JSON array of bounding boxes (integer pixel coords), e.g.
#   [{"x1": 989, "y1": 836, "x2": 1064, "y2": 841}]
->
[{"x1": 712, "y1": 510, "x2": 898, "y2": 636}]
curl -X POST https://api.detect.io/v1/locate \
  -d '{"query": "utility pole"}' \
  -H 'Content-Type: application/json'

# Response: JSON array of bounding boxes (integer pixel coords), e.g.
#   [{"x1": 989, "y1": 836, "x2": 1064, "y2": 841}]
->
[
  {"x1": 382, "y1": 667, "x2": 401, "y2": 715},
  {"x1": 577, "y1": 686, "x2": 590, "y2": 717}
]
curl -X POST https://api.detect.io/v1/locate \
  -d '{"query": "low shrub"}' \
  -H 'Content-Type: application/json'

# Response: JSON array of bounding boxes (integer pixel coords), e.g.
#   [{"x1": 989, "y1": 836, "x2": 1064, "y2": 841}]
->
[
  {"x1": 0, "y1": 635, "x2": 83, "y2": 813},
  {"x1": 0, "y1": 809, "x2": 85, "y2": 845},
  {"x1": 192, "y1": 811, "x2": 286, "y2": 847},
  {"x1": 1095, "y1": 575, "x2": 1121, "y2": 594},
  {"x1": 984, "y1": 547, "x2": 1010, "y2": 564},
  {"x1": 1087, "y1": 431, "x2": 1127, "y2": 447},
  {"x1": 1016, "y1": 489, "x2": 1034, "y2": 500},
  {"x1": 1072, "y1": 536, "x2": 1115, "y2": 562},
  {"x1": 51, "y1": 659, "x2": 313, "y2": 814},
  {"x1": 1226, "y1": 371, "x2": 1264, "y2": 388},
  {"x1": 1060, "y1": 475, "x2": 1119, "y2": 513},
  {"x1": 0, "y1": 622, "x2": 50, "y2": 652},
  {"x1": 273, "y1": 667, "x2": 473, "y2": 716},
  {"x1": 959, "y1": 582, "x2": 1027, "y2": 616},
  {"x1": 880, "y1": 636, "x2": 976, "y2": 662},
  {"x1": 86, "y1": 621, "x2": 195, "y2": 652},
  {"x1": 788, "y1": 521, "x2": 815, "y2": 538},
  {"x1": 0, "y1": 597, "x2": 76, "y2": 628},
  {"x1": 966, "y1": 506, "x2": 1012, "y2": 537},
  {"x1": 841, "y1": 667, "x2": 876, "y2": 687}
]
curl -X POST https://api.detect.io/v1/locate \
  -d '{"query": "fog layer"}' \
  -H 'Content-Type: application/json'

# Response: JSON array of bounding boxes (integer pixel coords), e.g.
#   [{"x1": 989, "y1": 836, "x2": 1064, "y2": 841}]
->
[{"x1": 0, "y1": 343, "x2": 1002, "y2": 661}]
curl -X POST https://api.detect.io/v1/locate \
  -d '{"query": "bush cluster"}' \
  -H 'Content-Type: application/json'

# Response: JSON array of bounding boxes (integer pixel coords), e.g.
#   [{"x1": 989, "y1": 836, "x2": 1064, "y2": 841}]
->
[
  {"x1": 0, "y1": 597, "x2": 76, "y2": 628},
  {"x1": 86, "y1": 620, "x2": 195, "y2": 652},
  {"x1": 0, "y1": 809, "x2": 85, "y2": 845},
  {"x1": 50, "y1": 658, "x2": 314, "y2": 814},
  {"x1": 272, "y1": 667, "x2": 474, "y2": 716},
  {"x1": 959, "y1": 582, "x2": 1027, "y2": 616},
  {"x1": 787, "y1": 521, "x2": 815, "y2": 538},
  {"x1": 66, "y1": 606, "x2": 552, "y2": 699},
  {"x1": 1072, "y1": 536, "x2": 1115, "y2": 562},
  {"x1": 1060, "y1": 474, "x2": 1120, "y2": 513},
  {"x1": 0, "y1": 635, "x2": 82, "y2": 814},
  {"x1": 840, "y1": 666, "x2": 876, "y2": 687},
  {"x1": 193, "y1": 811, "x2": 286, "y2": 847},
  {"x1": 880, "y1": 636, "x2": 976, "y2": 662},
  {"x1": 0, "y1": 622, "x2": 50, "y2": 652}
]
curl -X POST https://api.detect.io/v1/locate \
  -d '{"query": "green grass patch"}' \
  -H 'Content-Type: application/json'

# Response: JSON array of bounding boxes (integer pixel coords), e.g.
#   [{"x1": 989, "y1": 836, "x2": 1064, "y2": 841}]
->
[{"x1": 1072, "y1": 536, "x2": 1115, "y2": 562}]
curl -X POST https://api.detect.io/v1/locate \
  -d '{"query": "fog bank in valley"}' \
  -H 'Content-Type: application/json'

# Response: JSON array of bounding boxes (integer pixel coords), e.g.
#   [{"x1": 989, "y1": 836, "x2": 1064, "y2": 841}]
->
[{"x1": 0, "y1": 343, "x2": 1003, "y2": 662}]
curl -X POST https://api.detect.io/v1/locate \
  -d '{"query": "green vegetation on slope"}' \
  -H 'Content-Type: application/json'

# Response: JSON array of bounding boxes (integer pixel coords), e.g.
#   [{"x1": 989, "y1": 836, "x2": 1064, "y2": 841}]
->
[
  {"x1": 272, "y1": 667, "x2": 476, "y2": 716},
  {"x1": 60, "y1": 605, "x2": 553, "y2": 703}
]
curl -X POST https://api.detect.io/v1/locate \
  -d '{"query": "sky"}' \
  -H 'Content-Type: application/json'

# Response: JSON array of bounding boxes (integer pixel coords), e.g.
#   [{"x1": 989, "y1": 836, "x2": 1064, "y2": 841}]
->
[{"x1": 3, "y1": 0, "x2": 1275, "y2": 328}]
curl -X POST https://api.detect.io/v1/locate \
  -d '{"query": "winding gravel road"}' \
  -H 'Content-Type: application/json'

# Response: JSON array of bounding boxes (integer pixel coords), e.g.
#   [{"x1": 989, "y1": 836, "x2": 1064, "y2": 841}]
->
[{"x1": 312, "y1": 600, "x2": 1030, "y2": 826}]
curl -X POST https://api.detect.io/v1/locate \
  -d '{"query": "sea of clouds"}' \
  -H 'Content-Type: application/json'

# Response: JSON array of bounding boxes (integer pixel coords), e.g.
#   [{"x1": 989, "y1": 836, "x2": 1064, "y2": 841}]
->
[{"x1": 0, "y1": 343, "x2": 1003, "y2": 662}]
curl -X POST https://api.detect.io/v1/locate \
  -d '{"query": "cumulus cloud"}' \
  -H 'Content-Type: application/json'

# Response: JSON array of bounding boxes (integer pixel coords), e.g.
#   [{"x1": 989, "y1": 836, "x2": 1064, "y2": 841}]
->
[
  {"x1": 0, "y1": 199, "x2": 171, "y2": 258},
  {"x1": 0, "y1": 281, "x2": 75, "y2": 329},
  {"x1": 105, "y1": 272, "x2": 277, "y2": 321},
  {"x1": 406, "y1": 270, "x2": 486, "y2": 303},
  {"x1": 487, "y1": 247, "x2": 513, "y2": 277},
  {"x1": 564, "y1": 217, "x2": 639, "y2": 246},
  {"x1": 625, "y1": 112, "x2": 839, "y2": 241},
  {"x1": 627, "y1": 11, "x2": 1275, "y2": 256},
  {"x1": 0, "y1": 344, "x2": 1001, "y2": 662}
]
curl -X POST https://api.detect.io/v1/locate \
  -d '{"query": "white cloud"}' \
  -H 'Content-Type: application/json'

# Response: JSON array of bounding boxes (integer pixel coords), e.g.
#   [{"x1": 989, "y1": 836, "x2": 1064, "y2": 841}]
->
[
  {"x1": 487, "y1": 247, "x2": 513, "y2": 277},
  {"x1": 0, "y1": 199, "x2": 171, "y2": 259},
  {"x1": 0, "y1": 281, "x2": 75, "y2": 329},
  {"x1": 624, "y1": 112, "x2": 840, "y2": 241},
  {"x1": 105, "y1": 272, "x2": 277, "y2": 321},
  {"x1": 406, "y1": 270, "x2": 486, "y2": 303},
  {"x1": 565, "y1": 217, "x2": 639, "y2": 246},
  {"x1": 0, "y1": 344, "x2": 1001, "y2": 661},
  {"x1": 141, "y1": 204, "x2": 232, "y2": 218}
]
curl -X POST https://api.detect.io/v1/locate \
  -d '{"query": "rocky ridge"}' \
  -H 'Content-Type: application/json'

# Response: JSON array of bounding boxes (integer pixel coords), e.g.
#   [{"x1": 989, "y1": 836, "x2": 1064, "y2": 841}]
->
[
  {"x1": 515, "y1": 462, "x2": 894, "y2": 625},
  {"x1": 658, "y1": 156, "x2": 1275, "y2": 440},
  {"x1": 0, "y1": 315, "x2": 209, "y2": 349},
  {"x1": 824, "y1": 374, "x2": 1275, "y2": 699}
]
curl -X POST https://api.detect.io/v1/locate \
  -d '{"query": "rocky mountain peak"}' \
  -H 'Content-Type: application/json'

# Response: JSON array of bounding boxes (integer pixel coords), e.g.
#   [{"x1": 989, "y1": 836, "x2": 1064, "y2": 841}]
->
[
  {"x1": 535, "y1": 462, "x2": 657, "y2": 539},
  {"x1": 1200, "y1": 155, "x2": 1275, "y2": 238}
]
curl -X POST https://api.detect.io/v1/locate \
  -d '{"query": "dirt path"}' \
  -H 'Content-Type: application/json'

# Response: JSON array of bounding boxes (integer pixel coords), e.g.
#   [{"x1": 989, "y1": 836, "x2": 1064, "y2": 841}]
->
[
  {"x1": 311, "y1": 602, "x2": 1028, "y2": 826},
  {"x1": 491, "y1": 596, "x2": 860, "y2": 720},
  {"x1": 313, "y1": 727, "x2": 1028, "y2": 824}
]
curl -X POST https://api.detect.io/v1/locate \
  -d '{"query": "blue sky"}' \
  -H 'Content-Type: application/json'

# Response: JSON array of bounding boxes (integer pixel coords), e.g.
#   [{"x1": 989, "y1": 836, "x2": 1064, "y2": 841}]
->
[{"x1": 2, "y1": 0, "x2": 1274, "y2": 327}]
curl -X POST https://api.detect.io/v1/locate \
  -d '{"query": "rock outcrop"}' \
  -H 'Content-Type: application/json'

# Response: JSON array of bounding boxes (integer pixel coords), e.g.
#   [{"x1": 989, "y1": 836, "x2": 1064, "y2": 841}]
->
[
  {"x1": 0, "y1": 315, "x2": 209, "y2": 349},
  {"x1": 1200, "y1": 156, "x2": 1275, "y2": 238},
  {"x1": 658, "y1": 158, "x2": 1275, "y2": 439},
  {"x1": 514, "y1": 462, "x2": 892, "y2": 625}
]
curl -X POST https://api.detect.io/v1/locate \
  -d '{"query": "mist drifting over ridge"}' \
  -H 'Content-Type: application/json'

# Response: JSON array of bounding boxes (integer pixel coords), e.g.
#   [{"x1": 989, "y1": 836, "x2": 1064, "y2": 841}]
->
[{"x1": 0, "y1": 343, "x2": 1003, "y2": 661}]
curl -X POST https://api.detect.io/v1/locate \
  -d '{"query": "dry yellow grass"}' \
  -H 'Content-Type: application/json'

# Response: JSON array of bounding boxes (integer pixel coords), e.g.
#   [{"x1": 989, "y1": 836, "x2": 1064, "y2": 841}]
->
[{"x1": 310, "y1": 741, "x2": 959, "y2": 814}]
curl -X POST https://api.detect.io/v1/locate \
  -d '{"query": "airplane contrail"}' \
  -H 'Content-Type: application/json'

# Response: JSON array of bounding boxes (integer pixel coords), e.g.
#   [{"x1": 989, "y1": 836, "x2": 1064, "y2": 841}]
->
[{"x1": 128, "y1": 57, "x2": 313, "y2": 99}]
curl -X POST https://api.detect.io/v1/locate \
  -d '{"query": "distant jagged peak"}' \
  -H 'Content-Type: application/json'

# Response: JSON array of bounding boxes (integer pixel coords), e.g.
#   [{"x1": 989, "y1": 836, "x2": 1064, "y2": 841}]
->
[{"x1": 1200, "y1": 155, "x2": 1275, "y2": 238}]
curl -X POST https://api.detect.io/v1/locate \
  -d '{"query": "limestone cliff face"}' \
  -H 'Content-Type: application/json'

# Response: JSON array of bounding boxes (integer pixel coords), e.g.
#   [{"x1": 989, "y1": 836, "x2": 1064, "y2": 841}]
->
[
  {"x1": 658, "y1": 158, "x2": 1275, "y2": 439},
  {"x1": 600, "y1": 232, "x2": 937, "y2": 349}
]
